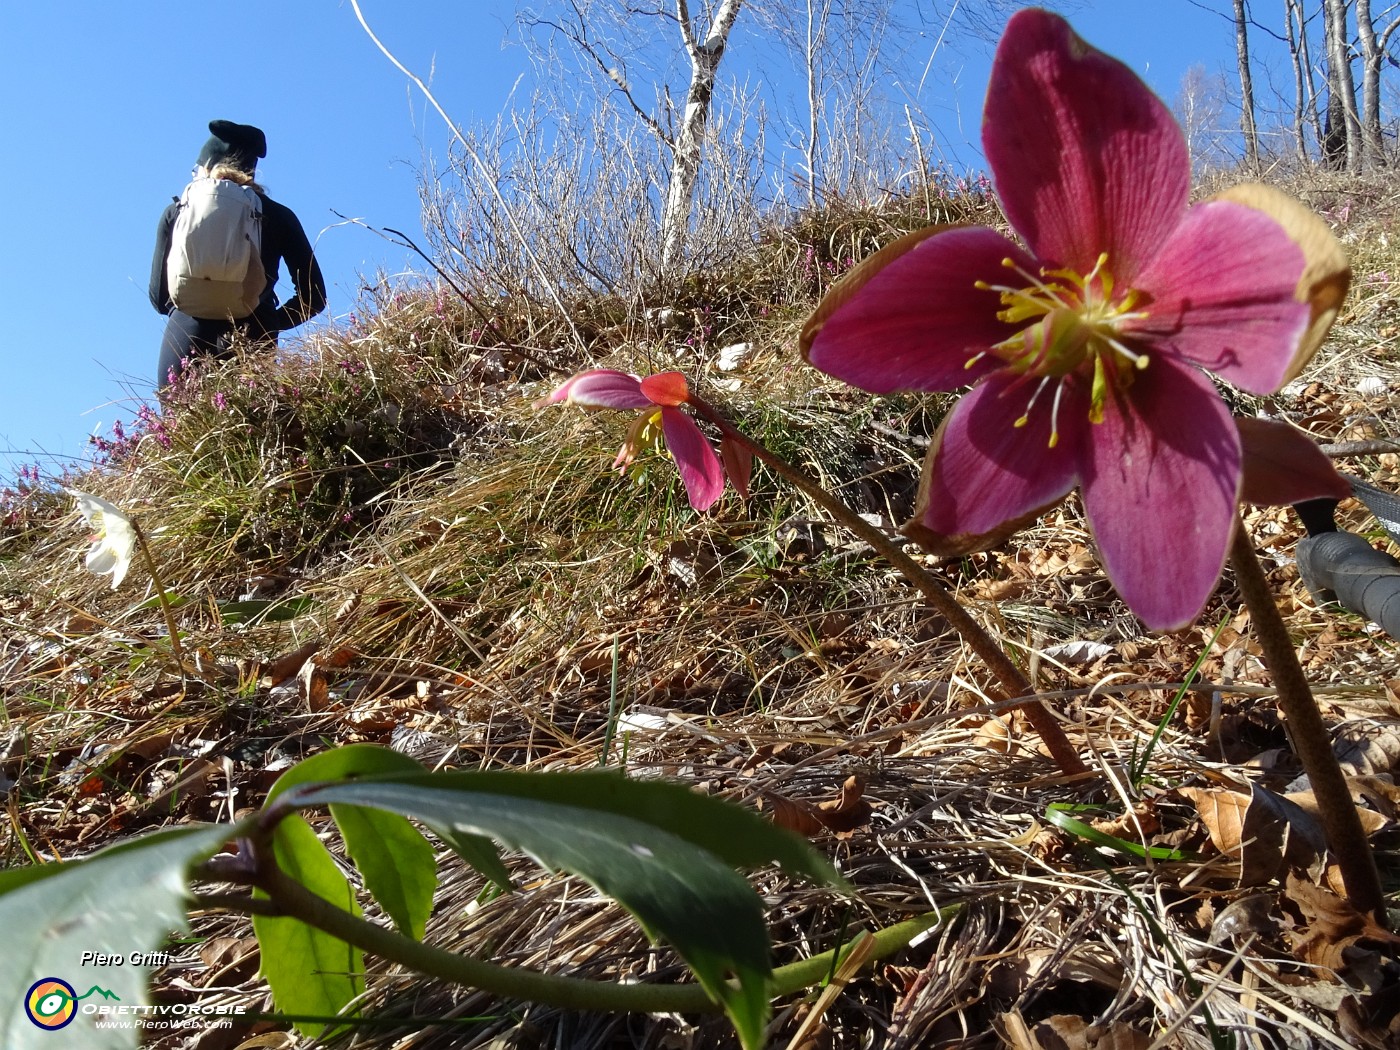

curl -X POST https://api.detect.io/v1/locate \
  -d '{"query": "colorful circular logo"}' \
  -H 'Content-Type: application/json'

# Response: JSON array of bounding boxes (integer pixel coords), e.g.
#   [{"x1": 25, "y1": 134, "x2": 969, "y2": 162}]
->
[{"x1": 25, "y1": 978, "x2": 77, "y2": 1030}]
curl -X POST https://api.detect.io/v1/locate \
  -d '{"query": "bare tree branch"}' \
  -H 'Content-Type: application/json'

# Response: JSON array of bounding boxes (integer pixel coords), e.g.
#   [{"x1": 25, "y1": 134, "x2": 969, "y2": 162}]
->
[{"x1": 349, "y1": 0, "x2": 588, "y2": 351}]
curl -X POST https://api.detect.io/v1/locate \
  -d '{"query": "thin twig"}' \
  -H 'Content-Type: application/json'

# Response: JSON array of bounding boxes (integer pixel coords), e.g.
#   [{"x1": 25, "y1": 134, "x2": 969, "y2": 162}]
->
[
  {"x1": 347, "y1": 0, "x2": 587, "y2": 354},
  {"x1": 335, "y1": 214, "x2": 567, "y2": 377},
  {"x1": 1320, "y1": 438, "x2": 1400, "y2": 457}
]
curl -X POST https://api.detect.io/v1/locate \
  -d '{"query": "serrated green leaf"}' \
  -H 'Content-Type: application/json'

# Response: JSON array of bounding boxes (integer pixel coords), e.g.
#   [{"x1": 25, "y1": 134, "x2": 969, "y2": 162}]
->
[
  {"x1": 266, "y1": 745, "x2": 440, "y2": 939},
  {"x1": 0, "y1": 823, "x2": 233, "y2": 1050},
  {"x1": 253, "y1": 814, "x2": 365, "y2": 1038},
  {"x1": 286, "y1": 773, "x2": 820, "y2": 1050}
]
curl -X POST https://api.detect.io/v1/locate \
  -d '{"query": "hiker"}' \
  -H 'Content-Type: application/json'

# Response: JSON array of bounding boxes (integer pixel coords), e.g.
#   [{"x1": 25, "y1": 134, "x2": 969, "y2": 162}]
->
[{"x1": 149, "y1": 119, "x2": 326, "y2": 389}]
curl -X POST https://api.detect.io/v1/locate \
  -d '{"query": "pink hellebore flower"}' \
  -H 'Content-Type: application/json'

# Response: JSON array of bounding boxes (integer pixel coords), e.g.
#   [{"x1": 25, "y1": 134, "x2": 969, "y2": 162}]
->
[
  {"x1": 801, "y1": 8, "x2": 1349, "y2": 630},
  {"x1": 538, "y1": 369, "x2": 746, "y2": 512}
]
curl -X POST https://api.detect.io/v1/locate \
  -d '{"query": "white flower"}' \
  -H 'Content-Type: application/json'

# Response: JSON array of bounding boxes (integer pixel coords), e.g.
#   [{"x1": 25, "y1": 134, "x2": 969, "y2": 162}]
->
[
  {"x1": 715, "y1": 342, "x2": 751, "y2": 372},
  {"x1": 68, "y1": 490, "x2": 137, "y2": 589}
]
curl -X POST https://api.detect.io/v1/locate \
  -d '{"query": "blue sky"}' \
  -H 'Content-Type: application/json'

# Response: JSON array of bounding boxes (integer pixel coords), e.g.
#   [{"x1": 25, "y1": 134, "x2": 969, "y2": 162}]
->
[{"x1": 0, "y1": 1, "x2": 1244, "y2": 480}]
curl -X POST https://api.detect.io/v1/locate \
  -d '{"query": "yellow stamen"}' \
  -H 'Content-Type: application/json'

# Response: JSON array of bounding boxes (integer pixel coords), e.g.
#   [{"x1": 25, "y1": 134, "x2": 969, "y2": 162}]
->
[{"x1": 980, "y1": 252, "x2": 1150, "y2": 446}]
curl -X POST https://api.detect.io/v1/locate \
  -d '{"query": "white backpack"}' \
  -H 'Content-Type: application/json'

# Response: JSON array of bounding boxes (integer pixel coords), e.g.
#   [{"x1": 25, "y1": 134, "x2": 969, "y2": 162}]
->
[{"x1": 166, "y1": 177, "x2": 266, "y2": 320}]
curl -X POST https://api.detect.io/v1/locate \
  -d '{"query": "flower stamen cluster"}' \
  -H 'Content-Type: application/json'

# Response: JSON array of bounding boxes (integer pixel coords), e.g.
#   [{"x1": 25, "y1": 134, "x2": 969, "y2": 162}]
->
[{"x1": 975, "y1": 254, "x2": 1151, "y2": 446}]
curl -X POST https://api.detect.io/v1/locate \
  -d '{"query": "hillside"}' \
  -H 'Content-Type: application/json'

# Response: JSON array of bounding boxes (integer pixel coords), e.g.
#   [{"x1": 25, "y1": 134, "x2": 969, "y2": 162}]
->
[{"x1": 3, "y1": 171, "x2": 1400, "y2": 1049}]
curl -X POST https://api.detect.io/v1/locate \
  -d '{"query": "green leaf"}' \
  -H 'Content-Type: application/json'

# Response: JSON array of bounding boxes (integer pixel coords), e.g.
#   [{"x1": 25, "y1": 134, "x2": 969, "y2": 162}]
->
[
  {"x1": 252, "y1": 814, "x2": 365, "y2": 1038},
  {"x1": 1044, "y1": 804, "x2": 1188, "y2": 862},
  {"x1": 265, "y1": 742, "x2": 427, "y2": 803},
  {"x1": 217, "y1": 595, "x2": 312, "y2": 624},
  {"x1": 267, "y1": 745, "x2": 440, "y2": 939},
  {"x1": 360, "y1": 768, "x2": 843, "y2": 887},
  {"x1": 286, "y1": 770, "x2": 842, "y2": 1050},
  {"x1": 0, "y1": 823, "x2": 233, "y2": 1050},
  {"x1": 426, "y1": 823, "x2": 516, "y2": 893},
  {"x1": 329, "y1": 802, "x2": 437, "y2": 940},
  {"x1": 135, "y1": 590, "x2": 191, "y2": 612}
]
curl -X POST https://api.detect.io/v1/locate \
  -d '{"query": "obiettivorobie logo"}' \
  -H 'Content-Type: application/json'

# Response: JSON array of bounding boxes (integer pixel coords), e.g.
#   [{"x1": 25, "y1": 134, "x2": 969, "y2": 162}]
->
[{"x1": 24, "y1": 978, "x2": 120, "y2": 1030}]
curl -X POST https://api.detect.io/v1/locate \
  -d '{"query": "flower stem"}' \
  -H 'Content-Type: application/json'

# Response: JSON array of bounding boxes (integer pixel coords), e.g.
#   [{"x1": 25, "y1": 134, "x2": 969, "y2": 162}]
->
[
  {"x1": 130, "y1": 518, "x2": 188, "y2": 671},
  {"x1": 688, "y1": 394, "x2": 1086, "y2": 778},
  {"x1": 1229, "y1": 516, "x2": 1387, "y2": 924},
  {"x1": 203, "y1": 865, "x2": 957, "y2": 1015}
]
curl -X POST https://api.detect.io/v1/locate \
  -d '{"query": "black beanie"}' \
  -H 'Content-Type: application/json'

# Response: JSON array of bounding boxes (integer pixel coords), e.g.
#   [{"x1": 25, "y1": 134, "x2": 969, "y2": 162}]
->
[{"x1": 196, "y1": 120, "x2": 268, "y2": 171}]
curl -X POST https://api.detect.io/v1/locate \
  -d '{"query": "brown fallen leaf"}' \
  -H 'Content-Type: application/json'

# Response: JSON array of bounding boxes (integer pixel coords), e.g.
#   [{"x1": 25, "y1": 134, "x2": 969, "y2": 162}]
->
[
  {"x1": 1282, "y1": 786, "x2": 1389, "y2": 835},
  {"x1": 298, "y1": 657, "x2": 331, "y2": 713},
  {"x1": 1347, "y1": 774, "x2": 1400, "y2": 820},
  {"x1": 1089, "y1": 803, "x2": 1160, "y2": 845},
  {"x1": 762, "y1": 776, "x2": 872, "y2": 839},
  {"x1": 261, "y1": 639, "x2": 322, "y2": 686},
  {"x1": 1207, "y1": 893, "x2": 1280, "y2": 949},
  {"x1": 1285, "y1": 873, "x2": 1400, "y2": 973},
  {"x1": 1338, "y1": 982, "x2": 1400, "y2": 1050},
  {"x1": 761, "y1": 793, "x2": 826, "y2": 838},
  {"x1": 197, "y1": 934, "x2": 253, "y2": 970},
  {"x1": 975, "y1": 714, "x2": 1015, "y2": 753},
  {"x1": 816, "y1": 775, "x2": 872, "y2": 834},
  {"x1": 1178, "y1": 783, "x2": 1327, "y2": 886},
  {"x1": 1334, "y1": 724, "x2": 1400, "y2": 778},
  {"x1": 970, "y1": 578, "x2": 1032, "y2": 601}
]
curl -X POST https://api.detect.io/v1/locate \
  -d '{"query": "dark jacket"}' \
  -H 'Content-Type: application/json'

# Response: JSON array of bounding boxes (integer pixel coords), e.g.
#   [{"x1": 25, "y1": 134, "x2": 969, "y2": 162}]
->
[{"x1": 149, "y1": 188, "x2": 327, "y2": 334}]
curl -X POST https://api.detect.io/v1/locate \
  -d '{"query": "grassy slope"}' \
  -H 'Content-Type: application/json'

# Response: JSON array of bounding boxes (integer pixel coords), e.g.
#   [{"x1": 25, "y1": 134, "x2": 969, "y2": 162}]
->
[{"x1": 2, "y1": 173, "x2": 1400, "y2": 1048}]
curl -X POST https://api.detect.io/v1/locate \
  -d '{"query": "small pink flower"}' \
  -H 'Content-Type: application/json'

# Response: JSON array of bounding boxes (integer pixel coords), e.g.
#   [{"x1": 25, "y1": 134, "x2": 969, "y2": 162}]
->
[
  {"x1": 538, "y1": 369, "x2": 742, "y2": 512},
  {"x1": 802, "y1": 10, "x2": 1349, "y2": 630}
]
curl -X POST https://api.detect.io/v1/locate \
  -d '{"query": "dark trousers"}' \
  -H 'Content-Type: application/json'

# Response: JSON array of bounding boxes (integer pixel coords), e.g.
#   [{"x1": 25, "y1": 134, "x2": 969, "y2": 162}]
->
[{"x1": 157, "y1": 310, "x2": 278, "y2": 389}]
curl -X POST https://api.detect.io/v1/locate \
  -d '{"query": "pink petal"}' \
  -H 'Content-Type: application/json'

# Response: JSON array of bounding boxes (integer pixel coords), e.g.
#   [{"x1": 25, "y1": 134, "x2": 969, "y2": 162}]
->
[
  {"x1": 805, "y1": 226, "x2": 1035, "y2": 393},
  {"x1": 1080, "y1": 358, "x2": 1240, "y2": 630},
  {"x1": 1212, "y1": 184, "x2": 1351, "y2": 387},
  {"x1": 640, "y1": 371, "x2": 689, "y2": 407},
  {"x1": 539, "y1": 369, "x2": 650, "y2": 410},
  {"x1": 913, "y1": 372, "x2": 1082, "y2": 542},
  {"x1": 1129, "y1": 200, "x2": 1310, "y2": 394},
  {"x1": 983, "y1": 9, "x2": 1189, "y2": 282},
  {"x1": 660, "y1": 407, "x2": 725, "y2": 512}
]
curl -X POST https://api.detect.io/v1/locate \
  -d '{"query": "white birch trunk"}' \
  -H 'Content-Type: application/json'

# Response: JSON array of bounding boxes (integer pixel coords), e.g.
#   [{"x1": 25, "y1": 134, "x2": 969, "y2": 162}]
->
[
  {"x1": 659, "y1": 0, "x2": 745, "y2": 275},
  {"x1": 1322, "y1": 0, "x2": 1362, "y2": 172}
]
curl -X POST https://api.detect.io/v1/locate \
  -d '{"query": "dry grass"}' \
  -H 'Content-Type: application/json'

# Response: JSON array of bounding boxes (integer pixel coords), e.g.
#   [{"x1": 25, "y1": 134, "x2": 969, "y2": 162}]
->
[{"x1": 3, "y1": 170, "x2": 1400, "y2": 1049}]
